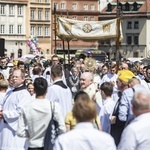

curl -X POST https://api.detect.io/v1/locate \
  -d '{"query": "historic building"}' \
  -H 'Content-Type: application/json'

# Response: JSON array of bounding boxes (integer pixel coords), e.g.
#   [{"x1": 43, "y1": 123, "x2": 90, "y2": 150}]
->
[
  {"x1": 0, "y1": 0, "x2": 28, "y2": 59},
  {"x1": 98, "y1": 0, "x2": 150, "y2": 59},
  {"x1": 29, "y1": 0, "x2": 52, "y2": 57}
]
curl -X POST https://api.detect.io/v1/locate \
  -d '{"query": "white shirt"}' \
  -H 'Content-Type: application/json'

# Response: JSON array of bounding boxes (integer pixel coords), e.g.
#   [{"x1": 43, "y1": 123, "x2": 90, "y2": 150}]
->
[
  {"x1": 99, "y1": 98, "x2": 115, "y2": 133},
  {"x1": 118, "y1": 113, "x2": 150, "y2": 150},
  {"x1": 100, "y1": 73, "x2": 118, "y2": 102},
  {"x1": 17, "y1": 98, "x2": 66, "y2": 148},
  {"x1": 53, "y1": 122, "x2": 116, "y2": 150}
]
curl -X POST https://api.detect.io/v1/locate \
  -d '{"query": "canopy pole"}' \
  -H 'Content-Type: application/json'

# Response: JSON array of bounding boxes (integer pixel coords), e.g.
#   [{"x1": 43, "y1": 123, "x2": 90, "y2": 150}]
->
[
  {"x1": 67, "y1": 41, "x2": 70, "y2": 65},
  {"x1": 63, "y1": 40, "x2": 65, "y2": 64},
  {"x1": 116, "y1": 18, "x2": 121, "y2": 72},
  {"x1": 116, "y1": 0, "x2": 121, "y2": 72},
  {"x1": 54, "y1": 4, "x2": 57, "y2": 55}
]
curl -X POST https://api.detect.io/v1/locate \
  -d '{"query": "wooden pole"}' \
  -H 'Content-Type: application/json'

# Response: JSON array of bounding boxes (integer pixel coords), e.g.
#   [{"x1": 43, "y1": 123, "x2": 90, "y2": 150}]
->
[
  {"x1": 54, "y1": 4, "x2": 57, "y2": 54},
  {"x1": 63, "y1": 40, "x2": 65, "y2": 63},
  {"x1": 116, "y1": 18, "x2": 121, "y2": 72},
  {"x1": 116, "y1": 0, "x2": 121, "y2": 72},
  {"x1": 67, "y1": 41, "x2": 70, "y2": 65}
]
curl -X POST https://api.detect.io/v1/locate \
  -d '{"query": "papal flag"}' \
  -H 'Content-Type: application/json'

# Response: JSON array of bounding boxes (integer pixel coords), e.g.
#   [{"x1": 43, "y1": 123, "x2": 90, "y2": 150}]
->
[{"x1": 57, "y1": 17, "x2": 123, "y2": 41}]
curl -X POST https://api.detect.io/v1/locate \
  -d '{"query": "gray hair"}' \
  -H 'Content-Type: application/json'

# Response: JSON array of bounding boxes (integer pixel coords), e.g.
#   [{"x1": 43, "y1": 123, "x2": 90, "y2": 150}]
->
[{"x1": 132, "y1": 90, "x2": 150, "y2": 110}]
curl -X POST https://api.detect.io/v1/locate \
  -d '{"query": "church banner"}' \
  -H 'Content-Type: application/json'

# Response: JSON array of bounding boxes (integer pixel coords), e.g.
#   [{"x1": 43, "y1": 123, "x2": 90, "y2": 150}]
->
[{"x1": 57, "y1": 17, "x2": 123, "y2": 41}]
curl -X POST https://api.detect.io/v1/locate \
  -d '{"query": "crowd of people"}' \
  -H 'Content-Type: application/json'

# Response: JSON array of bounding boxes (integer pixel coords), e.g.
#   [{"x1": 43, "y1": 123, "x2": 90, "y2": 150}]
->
[{"x1": 0, "y1": 54, "x2": 150, "y2": 150}]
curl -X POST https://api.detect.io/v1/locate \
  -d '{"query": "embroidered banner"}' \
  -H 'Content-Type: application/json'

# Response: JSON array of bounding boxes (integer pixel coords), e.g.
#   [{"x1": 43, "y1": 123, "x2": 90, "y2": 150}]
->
[{"x1": 57, "y1": 17, "x2": 123, "y2": 41}]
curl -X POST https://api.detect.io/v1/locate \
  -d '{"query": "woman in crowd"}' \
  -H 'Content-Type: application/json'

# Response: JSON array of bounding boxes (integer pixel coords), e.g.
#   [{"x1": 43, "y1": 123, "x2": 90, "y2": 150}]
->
[{"x1": 65, "y1": 91, "x2": 102, "y2": 131}]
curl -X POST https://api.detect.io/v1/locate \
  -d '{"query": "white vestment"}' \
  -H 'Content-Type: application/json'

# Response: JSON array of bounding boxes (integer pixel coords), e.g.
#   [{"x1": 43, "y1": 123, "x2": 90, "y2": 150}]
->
[
  {"x1": 0, "y1": 88, "x2": 31, "y2": 150},
  {"x1": 83, "y1": 83, "x2": 103, "y2": 109},
  {"x1": 46, "y1": 79, "x2": 73, "y2": 120}
]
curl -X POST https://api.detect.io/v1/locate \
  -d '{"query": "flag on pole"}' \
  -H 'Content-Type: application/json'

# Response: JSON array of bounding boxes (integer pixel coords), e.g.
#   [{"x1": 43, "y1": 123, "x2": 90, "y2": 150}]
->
[{"x1": 57, "y1": 17, "x2": 123, "y2": 41}]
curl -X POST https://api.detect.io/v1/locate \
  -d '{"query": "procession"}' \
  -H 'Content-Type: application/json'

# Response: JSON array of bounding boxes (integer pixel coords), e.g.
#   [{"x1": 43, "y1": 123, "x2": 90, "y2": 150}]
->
[
  {"x1": 0, "y1": 53, "x2": 150, "y2": 150},
  {"x1": 1, "y1": 0, "x2": 150, "y2": 149}
]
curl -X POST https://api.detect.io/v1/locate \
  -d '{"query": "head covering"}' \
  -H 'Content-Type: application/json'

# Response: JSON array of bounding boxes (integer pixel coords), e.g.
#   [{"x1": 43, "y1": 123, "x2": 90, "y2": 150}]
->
[
  {"x1": 13, "y1": 60, "x2": 18, "y2": 66},
  {"x1": 118, "y1": 70, "x2": 135, "y2": 83},
  {"x1": 7, "y1": 63, "x2": 14, "y2": 67}
]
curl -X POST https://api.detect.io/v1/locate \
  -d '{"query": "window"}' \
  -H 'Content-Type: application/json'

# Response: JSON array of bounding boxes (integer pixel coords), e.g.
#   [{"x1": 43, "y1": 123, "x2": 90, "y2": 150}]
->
[
  {"x1": 83, "y1": 16, "x2": 88, "y2": 21},
  {"x1": 127, "y1": 21, "x2": 132, "y2": 29},
  {"x1": 127, "y1": 35, "x2": 132, "y2": 45},
  {"x1": 72, "y1": 16, "x2": 77, "y2": 20},
  {"x1": 0, "y1": 25, "x2": 5, "y2": 34},
  {"x1": 125, "y1": 2, "x2": 129, "y2": 11},
  {"x1": 47, "y1": 49, "x2": 49, "y2": 54},
  {"x1": 9, "y1": 5, "x2": 14, "y2": 15},
  {"x1": 134, "y1": 21, "x2": 139, "y2": 29},
  {"x1": 38, "y1": 9, "x2": 42, "y2": 20},
  {"x1": 107, "y1": 3, "x2": 112, "y2": 12},
  {"x1": 133, "y1": 2, "x2": 138, "y2": 11},
  {"x1": 72, "y1": 3, "x2": 77, "y2": 10},
  {"x1": 45, "y1": 0, "x2": 49, "y2": 3},
  {"x1": 18, "y1": 5, "x2": 23, "y2": 16},
  {"x1": 90, "y1": 17, "x2": 94, "y2": 21},
  {"x1": 9, "y1": 25, "x2": 14, "y2": 34},
  {"x1": 38, "y1": 26, "x2": 42, "y2": 36},
  {"x1": 45, "y1": 26, "x2": 49, "y2": 36},
  {"x1": 31, "y1": 10, "x2": 35, "y2": 20},
  {"x1": 90, "y1": 4, "x2": 95, "y2": 10},
  {"x1": 18, "y1": 25, "x2": 22, "y2": 34},
  {"x1": 0, "y1": 5, "x2": 5, "y2": 15},
  {"x1": 134, "y1": 35, "x2": 139, "y2": 45},
  {"x1": 45, "y1": 10, "x2": 49, "y2": 20},
  {"x1": 61, "y1": 3, "x2": 66, "y2": 9},
  {"x1": 31, "y1": 26, "x2": 35, "y2": 35},
  {"x1": 38, "y1": 0, "x2": 42, "y2": 3},
  {"x1": 83, "y1": 4, "x2": 88, "y2": 10},
  {"x1": 54, "y1": 3, "x2": 58, "y2": 9}
]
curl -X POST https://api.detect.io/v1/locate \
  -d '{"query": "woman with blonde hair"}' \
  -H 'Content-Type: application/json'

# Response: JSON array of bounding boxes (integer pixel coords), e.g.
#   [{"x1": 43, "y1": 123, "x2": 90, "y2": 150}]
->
[{"x1": 65, "y1": 91, "x2": 101, "y2": 131}]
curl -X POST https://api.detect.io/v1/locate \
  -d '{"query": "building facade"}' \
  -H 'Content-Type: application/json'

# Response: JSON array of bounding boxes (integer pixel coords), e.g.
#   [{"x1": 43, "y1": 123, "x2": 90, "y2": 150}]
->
[
  {"x1": 98, "y1": 0, "x2": 150, "y2": 59},
  {"x1": 0, "y1": 0, "x2": 28, "y2": 59},
  {"x1": 29, "y1": 0, "x2": 52, "y2": 58}
]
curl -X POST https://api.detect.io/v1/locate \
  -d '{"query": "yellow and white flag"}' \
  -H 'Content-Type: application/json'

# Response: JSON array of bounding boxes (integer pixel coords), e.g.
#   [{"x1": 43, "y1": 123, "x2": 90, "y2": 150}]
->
[{"x1": 57, "y1": 17, "x2": 123, "y2": 41}]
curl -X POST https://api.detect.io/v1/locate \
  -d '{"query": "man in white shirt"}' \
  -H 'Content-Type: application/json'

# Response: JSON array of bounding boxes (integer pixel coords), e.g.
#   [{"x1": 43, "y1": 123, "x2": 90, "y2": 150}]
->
[
  {"x1": 99, "y1": 82, "x2": 115, "y2": 133},
  {"x1": 53, "y1": 92, "x2": 116, "y2": 150},
  {"x1": 43, "y1": 55, "x2": 67, "y2": 86},
  {"x1": 118, "y1": 89, "x2": 150, "y2": 150},
  {"x1": 100, "y1": 63, "x2": 118, "y2": 103},
  {"x1": 17, "y1": 77, "x2": 66, "y2": 149}
]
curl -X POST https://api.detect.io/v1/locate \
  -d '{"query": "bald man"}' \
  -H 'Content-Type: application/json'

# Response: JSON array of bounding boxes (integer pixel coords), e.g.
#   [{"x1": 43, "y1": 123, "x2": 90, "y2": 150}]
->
[
  {"x1": 118, "y1": 90, "x2": 150, "y2": 149},
  {"x1": 80, "y1": 72, "x2": 103, "y2": 109},
  {"x1": 121, "y1": 63, "x2": 129, "y2": 70}
]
